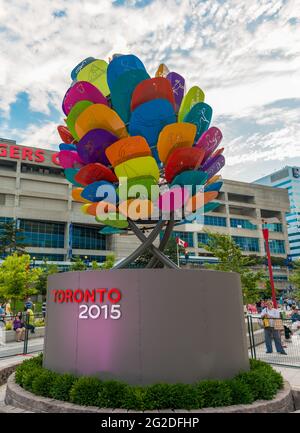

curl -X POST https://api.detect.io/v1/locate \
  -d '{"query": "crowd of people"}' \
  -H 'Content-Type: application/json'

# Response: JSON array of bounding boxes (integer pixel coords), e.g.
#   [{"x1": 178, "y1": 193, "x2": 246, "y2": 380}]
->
[{"x1": 0, "y1": 298, "x2": 37, "y2": 345}]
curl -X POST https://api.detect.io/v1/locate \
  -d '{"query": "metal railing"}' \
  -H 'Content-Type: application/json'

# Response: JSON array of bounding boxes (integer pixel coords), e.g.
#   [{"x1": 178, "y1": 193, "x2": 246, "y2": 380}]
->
[{"x1": 247, "y1": 314, "x2": 300, "y2": 367}]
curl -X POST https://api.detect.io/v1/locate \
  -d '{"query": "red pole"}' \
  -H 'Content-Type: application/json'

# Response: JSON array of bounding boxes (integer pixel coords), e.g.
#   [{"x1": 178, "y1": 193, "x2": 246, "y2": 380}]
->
[{"x1": 262, "y1": 227, "x2": 277, "y2": 308}]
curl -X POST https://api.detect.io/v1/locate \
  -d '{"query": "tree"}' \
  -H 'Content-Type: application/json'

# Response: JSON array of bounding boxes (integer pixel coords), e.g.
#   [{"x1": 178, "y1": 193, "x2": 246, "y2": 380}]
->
[
  {"x1": 134, "y1": 238, "x2": 180, "y2": 268},
  {"x1": 35, "y1": 261, "x2": 59, "y2": 297},
  {"x1": 262, "y1": 280, "x2": 272, "y2": 299},
  {"x1": 0, "y1": 253, "x2": 42, "y2": 309},
  {"x1": 164, "y1": 238, "x2": 182, "y2": 265},
  {"x1": 91, "y1": 261, "x2": 100, "y2": 270},
  {"x1": 200, "y1": 232, "x2": 264, "y2": 304},
  {"x1": 70, "y1": 257, "x2": 87, "y2": 271},
  {"x1": 289, "y1": 260, "x2": 300, "y2": 302},
  {"x1": 0, "y1": 221, "x2": 26, "y2": 257},
  {"x1": 102, "y1": 254, "x2": 115, "y2": 269}
]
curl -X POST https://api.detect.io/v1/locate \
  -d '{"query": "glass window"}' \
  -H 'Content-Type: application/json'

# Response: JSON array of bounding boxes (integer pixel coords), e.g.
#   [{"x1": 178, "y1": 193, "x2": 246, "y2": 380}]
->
[
  {"x1": 19, "y1": 219, "x2": 65, "y2": 248},
  {"x1": 232, "y1": 236, "x2": 259, "y2": 252},
  {"x1": 197, "y1": 233, "x2": 209, "y2": 245},
  {"x1": 262, "y1": 223, "x2": 283, "y2": 232},
  {"x1": 230, "y1": 218, "x2": 257, "y2": 230},
  {"x1": 268, "y1": 239, "x2": 285, "y2": 254},
  {"x1": 73, "y1": 255, "x2": 106, "y2": 262},
  {"x1": 72, "y1": 225, "x2": 107, "y2": 250},
  {"x1": 289, "y1": 232, "x2": 300, "y2": 237},
  {"x1": 204, "y1": 216, "x2": 226, "y2": 227},
  {"x1": 289, "y1": 239, "x2": 300, "y2": 244},
  {"x1": 0, "y1": 217, "x2": 13, "y2": 239},
  {"x1": 170, "y1": 231, "x2": 194, "y2": 246},
  {"x1": 29, "y1": 253, "x2": 65, "y2": 261}
]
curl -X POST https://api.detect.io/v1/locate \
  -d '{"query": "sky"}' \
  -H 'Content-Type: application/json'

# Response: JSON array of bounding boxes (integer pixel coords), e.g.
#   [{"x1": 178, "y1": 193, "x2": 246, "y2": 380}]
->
[{"x1": 0, "y1": 0, "x2": 299, "y2": 182}]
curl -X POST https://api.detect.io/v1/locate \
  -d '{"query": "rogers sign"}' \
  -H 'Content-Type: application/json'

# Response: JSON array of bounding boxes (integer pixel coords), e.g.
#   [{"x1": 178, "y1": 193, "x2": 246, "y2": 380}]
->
[
  {"x1": 0, "y1": 142, "x2": 60, "y2": 166},
  {"x1": 0, "y1": 143, "x2": 45, "y2": 163}
]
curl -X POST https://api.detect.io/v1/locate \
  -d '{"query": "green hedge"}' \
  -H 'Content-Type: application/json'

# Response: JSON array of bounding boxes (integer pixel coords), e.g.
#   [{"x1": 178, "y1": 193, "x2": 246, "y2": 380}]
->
[{"x1": 15, "y1": 354, "x2": 283, "y2": 410}]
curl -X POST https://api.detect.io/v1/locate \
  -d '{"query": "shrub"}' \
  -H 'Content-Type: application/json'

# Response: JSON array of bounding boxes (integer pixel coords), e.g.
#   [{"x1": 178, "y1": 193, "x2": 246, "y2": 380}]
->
[
  {"x1": 15, "y1": 354, "x2": 43, "y2": 385},
  {"x1": 15, "y1": 356, "x2": 283, "y2": 410},
  {"x1": 31, "y1": 370, "x2": 58, "y2": 397},
  {"x1": 124, "y1": 386, "x2": 147, "y2": 411},
  {"x1": 167, "y1": 384, "x2": 199, "y2": 410},
  {"x1": 236, "y1": 370, "x2": 279, "y2": 401},
  {"x1": 98, "y1": 380, "x2": 132, "y2": 409},
  {"x1": 226, "y1": 379, "x2": 254, "y2": 405},
  {"x1": 249, "y1": 359, "x2": 274, "y2": 372},
  {"x1": 32, "y1": 353, "x2": 43, "y2": 367},
  {"x1": 143, "y1": 383, "x2": 173, "y2": 410},
  {"x1": 22, "y1": 368, "x2": 42, "y2": 392},
  {"x1": 15, "y1": 360, "x2": 34, "y2": 385},
  {"x1": 70, "y1": 377, "x2": 104, "y2": 406},
  {"x1": 195, "y1": 380, "x2": 232, "y2": 408},
  {"x1": 34, "y1": 319, "x2": 45, "y2": 327},
  {"x1": 50, "y1": 374, "x2": 78, "y2": 401}
]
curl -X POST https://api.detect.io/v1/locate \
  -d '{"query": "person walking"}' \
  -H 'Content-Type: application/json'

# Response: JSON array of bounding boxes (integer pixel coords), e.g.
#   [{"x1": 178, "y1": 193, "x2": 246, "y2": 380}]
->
[{"x1": 261, "y1": 300, "x2": 287, "y2": 355}]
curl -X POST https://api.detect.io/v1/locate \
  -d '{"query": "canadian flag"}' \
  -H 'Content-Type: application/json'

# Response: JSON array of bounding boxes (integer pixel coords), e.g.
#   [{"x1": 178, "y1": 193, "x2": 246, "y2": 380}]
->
[{"x1": 176, "y1": 237, "x2": 188, "y2": 248}]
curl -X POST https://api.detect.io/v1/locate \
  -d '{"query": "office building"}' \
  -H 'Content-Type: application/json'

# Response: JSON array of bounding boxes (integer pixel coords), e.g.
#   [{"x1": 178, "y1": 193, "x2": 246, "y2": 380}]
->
[{"x1": 255, "y1": 166, "x2": 300, "y2": 261}]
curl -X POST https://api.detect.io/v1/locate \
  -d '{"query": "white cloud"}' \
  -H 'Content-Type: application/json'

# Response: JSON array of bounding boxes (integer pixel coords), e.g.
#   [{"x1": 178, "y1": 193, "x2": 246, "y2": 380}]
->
[{"x1": 0, "y1": 0, "x2": 299, "y2": 181}]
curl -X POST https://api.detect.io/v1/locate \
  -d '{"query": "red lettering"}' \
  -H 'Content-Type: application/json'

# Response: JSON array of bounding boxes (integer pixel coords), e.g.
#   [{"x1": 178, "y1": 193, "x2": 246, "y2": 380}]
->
[
  {"x1": 9, "y1": 145, "x2": 20, "y2": 159},
  {"x1": 22, "y1": 147, "x2": 33, "y2": 161},
  {"x1": 108, "y1": 288, "x2": 122, "y2": 304},
  {"x1": 57, "y1": 290, "x2": 65, "y2": 303},
  {"x1": 52, "y1": 152, "x2": 60, "y2": 166},
  {"x1": 34, "y1": 149, "x2": 45, "y2": 163},
  {"x1": 52, "y1": 290, "x2": 58, "y2": 302},
  {"x1": 84, "y1": 289, "x2": 95, "y2": 303},
  {"x1": 65, "y1": 289, "x2": 73, "y2": 303},
  {"x1": 74, "y1": 289, "x2": 84, "y2": 303},
  {"x1": 0, "y1": 144, "x2": 7, "y2": 157},
  {"x1": 96, "y1": 288, "x2": 107, "y2": 303}
]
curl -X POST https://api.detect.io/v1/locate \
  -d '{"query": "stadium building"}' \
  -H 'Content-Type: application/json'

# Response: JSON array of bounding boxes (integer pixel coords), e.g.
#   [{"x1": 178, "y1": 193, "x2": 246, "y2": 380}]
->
[{"x1": 0, "y1": 138, "x2": 291, "y2": 288}]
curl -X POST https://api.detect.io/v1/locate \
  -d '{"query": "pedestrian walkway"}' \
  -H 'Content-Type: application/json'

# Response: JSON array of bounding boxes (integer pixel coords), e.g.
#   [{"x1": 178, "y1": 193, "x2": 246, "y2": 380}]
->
[
  {"x1": 274, "y1": 365, "x2": 300, "y2": 388},
  {"x1": 0, "y1": 338, "x2": 44, "y2": 359}
]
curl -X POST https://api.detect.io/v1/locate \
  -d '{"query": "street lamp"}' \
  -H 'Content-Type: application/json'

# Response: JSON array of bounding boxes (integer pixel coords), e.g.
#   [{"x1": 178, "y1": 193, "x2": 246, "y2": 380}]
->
[
  {"x1": 261, "y1": 225, "x2": 277, "y2": 308},
  {"x1": 32, "y1": 256, "x2": 36, "y2": 268},
  {"x1": 84, "y1": 255, "x2": 88, "y2": 267}
]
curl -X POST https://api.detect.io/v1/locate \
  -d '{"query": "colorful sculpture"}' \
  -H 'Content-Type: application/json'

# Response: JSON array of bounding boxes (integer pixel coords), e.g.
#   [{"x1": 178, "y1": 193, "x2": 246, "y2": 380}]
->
[{"x1": 55, "y1": 54, "x2": 225, "y2": 268}]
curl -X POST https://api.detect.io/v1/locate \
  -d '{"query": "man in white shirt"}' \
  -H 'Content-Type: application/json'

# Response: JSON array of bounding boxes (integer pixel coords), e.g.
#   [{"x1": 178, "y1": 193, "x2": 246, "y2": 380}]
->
[{"x1": 261, "y1": 300, "x2": 287, "y2": 355}]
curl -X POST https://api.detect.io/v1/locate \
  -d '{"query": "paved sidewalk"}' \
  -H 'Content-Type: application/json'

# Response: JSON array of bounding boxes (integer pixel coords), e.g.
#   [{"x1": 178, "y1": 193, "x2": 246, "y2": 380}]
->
[
  {"x1": 274, "y1": 365, "x2": 300, "y2": 388},
  {"x1": 0, "y1": 338, "x2": 44, "y2": 359}
]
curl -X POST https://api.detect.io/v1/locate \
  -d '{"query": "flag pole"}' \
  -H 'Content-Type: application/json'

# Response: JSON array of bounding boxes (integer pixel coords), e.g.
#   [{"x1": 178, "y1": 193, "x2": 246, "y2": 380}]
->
[{"x1": 177, "y1": 242, "x2": 180, "y2": 267}]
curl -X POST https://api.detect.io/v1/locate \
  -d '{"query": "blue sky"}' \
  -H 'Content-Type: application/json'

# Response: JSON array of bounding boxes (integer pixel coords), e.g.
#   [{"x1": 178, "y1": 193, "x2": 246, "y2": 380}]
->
[{"x1": 0, "y1": 0, "x2": 299, "y2": 181}]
